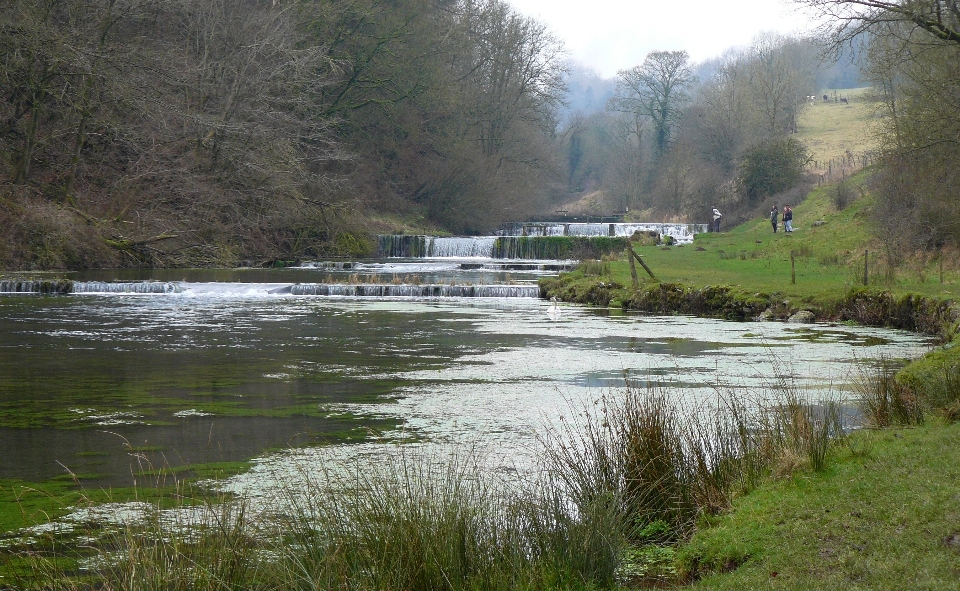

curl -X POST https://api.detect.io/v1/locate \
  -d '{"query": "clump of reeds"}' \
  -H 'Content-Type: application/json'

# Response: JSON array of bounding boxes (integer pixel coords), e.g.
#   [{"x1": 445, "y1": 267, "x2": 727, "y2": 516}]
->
[
  {"x1": 578, "y1": 259, "x2": 610, "y2": 277},
  {"x1": 14, "y1": 448, "x2": 622, "y2": 591},
  {"x1": 853, "y1": 357, "x2": 924, "y2": 427},
  {"x1": 541, "y1": 380, "x2": 845, "y2": 549},
  {"x1": 13, "y1": 381, "x2": 849, "y2": 591}
]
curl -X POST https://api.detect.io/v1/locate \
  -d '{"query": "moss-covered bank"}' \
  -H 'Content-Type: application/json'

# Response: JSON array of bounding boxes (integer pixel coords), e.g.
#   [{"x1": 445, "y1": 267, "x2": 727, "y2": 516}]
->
[{"x1": 540, "y1": 274, "x2": 959, "y2": 338}]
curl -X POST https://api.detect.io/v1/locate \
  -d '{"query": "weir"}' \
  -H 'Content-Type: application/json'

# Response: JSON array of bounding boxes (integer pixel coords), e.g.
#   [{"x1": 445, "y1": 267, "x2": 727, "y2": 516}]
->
[
  {"x1": 2, "y1": 279, "x2": 540, "y2": 299},
  {"x1": 376, "y1": 236, "x2": 499, "y2": 258},
  {"x1": 498, "y1": 222, "x2": 709, "y2": 244},
  {"x1": 72, "y1": 281, "x2": 182, "y2": 294},
  {"x1": 290, "y1": 283, "x2": 541, "y2": 298},
  {"x1": 376, "y1": 235, "x2": 628, "y2": 259},
  {"x1": 1, "y1": 280, "x2": 180, "y2": 294},
  {"x1": 0, "y1": 280, "x2": 72, "y2": 294}
]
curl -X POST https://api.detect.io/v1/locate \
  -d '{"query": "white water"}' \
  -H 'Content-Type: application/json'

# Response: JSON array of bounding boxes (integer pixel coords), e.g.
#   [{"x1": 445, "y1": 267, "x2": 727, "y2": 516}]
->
[
  {"x1": 72, "y1": 281, "x2": 182, "y2": 294},
  {"x1": 499, "y1": 222, "x2": 709, "y2": 244},
  {"x1": 426, "y1": 237, "x2": 498, "y2": 257},
  {"x1": 290, "y1": 284, "x2": 540, "y2": 298},
  {"x1": 8, "y1": 280, "x2": 540, "y2": 299}
]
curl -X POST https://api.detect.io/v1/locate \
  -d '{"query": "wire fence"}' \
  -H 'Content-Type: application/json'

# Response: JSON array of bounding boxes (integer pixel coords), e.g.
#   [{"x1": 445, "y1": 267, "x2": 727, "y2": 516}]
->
[{"x1": 806, "y1": 150, "x2": 878, "y2": 184}]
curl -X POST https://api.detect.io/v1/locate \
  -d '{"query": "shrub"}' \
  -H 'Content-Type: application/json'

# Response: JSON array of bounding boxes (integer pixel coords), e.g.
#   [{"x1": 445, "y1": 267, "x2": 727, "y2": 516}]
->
[
  {"x1": 737, "y1": 138, "x2": 809, "y2": 204},
  {"x1": 832, "y1": 179, "x2": 855, "y2": 210}
]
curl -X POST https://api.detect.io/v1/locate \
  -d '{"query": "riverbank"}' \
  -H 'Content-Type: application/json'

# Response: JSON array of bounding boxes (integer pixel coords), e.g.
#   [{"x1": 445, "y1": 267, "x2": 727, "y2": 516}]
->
[
  {"x1": 536, "y1": 179, "x2": 960, "y2": 588},
  {"x1": 680, "y1": 421, "x2": 960, "y2": 589}
]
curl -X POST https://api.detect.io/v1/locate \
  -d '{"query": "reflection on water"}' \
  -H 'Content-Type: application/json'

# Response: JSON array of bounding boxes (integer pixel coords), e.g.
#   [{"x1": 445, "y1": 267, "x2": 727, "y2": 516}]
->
[{"x1": 0, "y1": 271, "x2": 933, "y2": 491}]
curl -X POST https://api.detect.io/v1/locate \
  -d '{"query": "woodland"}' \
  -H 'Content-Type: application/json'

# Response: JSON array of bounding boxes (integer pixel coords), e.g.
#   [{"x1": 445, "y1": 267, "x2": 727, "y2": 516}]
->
[{"x1": 0, "y1": 0, "x2": 958, "y2": 269}]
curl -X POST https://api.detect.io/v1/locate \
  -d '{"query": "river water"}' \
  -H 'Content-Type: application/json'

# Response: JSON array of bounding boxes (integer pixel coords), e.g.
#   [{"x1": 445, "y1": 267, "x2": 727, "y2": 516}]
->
[{"x1": 0, "y1": 265, "x2": 932, "y2": 497}]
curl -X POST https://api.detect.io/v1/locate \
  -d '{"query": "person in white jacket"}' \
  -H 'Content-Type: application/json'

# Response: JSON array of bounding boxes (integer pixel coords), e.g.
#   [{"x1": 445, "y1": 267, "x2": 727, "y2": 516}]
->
[{"x1": 712, "y1": 208, "x2": 722, "y2": 232}]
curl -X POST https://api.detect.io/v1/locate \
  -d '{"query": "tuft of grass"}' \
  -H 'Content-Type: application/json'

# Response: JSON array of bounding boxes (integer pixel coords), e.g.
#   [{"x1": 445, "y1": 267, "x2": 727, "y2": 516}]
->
[
  {"x1": 578, "y1": 258, "x2": 611, "y2": 277},
  {"x1": 854, "y1": 357, "x2": 924, "y2": 427}
]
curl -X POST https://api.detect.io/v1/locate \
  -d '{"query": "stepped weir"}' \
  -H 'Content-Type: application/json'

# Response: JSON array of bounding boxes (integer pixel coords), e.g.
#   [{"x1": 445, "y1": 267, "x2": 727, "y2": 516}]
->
[
  {"x1": 377, "y1": 235, "x2": 630, "y2": 259},
  {"x1": 1, "y1": 280, "x2": 540, "y2": 299},
  {"x1": 377, "y1": 222, "x2": 707, "y2": 259},
  {"x1": 498, "y1": 222, "x2": 708, "y2": 243}
]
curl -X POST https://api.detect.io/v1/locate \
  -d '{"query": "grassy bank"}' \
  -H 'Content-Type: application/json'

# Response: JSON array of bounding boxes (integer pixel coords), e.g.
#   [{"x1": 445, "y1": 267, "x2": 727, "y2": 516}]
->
[
  {"x1": 531, "y1": 173, "x2": 960, "y2": 588},
  {"x1": 542, "y1": 176, "x2": 960, "y2": 308},
  {"x1": 682, "y1": 422, "x2": 960, "y2": 589}
]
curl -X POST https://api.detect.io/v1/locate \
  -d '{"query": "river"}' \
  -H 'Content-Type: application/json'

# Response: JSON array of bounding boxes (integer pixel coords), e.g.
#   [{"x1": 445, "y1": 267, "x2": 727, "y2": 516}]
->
[{"x1": 0, "y1": 264, "x2": 932, "y2": 499}]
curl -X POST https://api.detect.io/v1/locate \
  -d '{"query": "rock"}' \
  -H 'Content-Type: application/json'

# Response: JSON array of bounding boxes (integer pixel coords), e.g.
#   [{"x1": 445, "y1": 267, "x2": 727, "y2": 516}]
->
[
  {"x1": 755, "y1": 308, "x2": 774, "y2": 321},
  {"x1": 755, "y1": 240, "x2": 762, "y2": 244},
  {"x1": 812, "y1": 220, "x2": 827, "y2": 227},
  {"x1": 788, "y1": 310, "x2": 816, "y2": 324},
  {"x1": 695, "y1": 246, "x2": 706, "y2": 251}
]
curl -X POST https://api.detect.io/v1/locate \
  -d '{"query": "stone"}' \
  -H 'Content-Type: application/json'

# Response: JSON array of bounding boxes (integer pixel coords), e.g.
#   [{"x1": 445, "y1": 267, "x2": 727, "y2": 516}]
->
[
  {"x1": 755, "y1": 308, "x2": 774, "y2": 321},
  {"x1": 788, "y1": 310, "x2": 816, "y2": 324},
  {"x1": 812, "y1": 220, "x2": 827, "y2": 227},
  {"x1": 695, "y1": 246, "x2": 706, "y2": 251}
]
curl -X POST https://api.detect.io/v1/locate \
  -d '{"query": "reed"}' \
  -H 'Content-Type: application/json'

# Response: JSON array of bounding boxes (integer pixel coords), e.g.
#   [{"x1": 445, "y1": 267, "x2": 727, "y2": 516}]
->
[
  {"x1": 10, "y1": 381, "x2": 851, "y2": 590},
  {"x1": 853, "y1": 357, "x2": 924, "y2": 427}
]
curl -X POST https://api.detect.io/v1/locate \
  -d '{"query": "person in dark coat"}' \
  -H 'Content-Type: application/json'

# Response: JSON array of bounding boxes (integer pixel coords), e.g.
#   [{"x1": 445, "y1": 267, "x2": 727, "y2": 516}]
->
[
  {"x1": 783, "y1": 205, "x2": 793, "y2": 232},
  {"x1": 770, "y1": 205, "x2": 779, "y2": 233}
]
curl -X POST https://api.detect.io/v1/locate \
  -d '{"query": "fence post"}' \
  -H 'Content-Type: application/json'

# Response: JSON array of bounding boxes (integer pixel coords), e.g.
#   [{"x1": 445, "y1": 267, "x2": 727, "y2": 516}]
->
[
  {"x1": 791, "y1": 250, "x2": 796, "y2": 285},
  {"x1": 627, "y1": 246, "x2": 639, "y2": 289}
]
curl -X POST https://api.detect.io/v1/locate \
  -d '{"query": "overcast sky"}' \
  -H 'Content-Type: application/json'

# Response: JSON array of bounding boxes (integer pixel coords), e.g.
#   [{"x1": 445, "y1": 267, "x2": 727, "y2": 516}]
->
[{"x1": 507, "y1": 0, "x2": 810, "y2": 77}]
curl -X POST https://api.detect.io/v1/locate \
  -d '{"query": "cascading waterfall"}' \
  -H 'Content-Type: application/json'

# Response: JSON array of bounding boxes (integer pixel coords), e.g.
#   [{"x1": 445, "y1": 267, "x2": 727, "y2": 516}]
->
[
  {"x1": 376, "y1": 236, "x2": 499, "y2": 258},
  {"x1": 377, "y1": 222, "x2": 706, "y2": 259},
  {"x1": 0, "y1": 280, "x2": 72, "y2": 294},
  {"x1": 1, "y1": 280, "x2": 540, "y2": 299},
  {"x1": 71, "y1": 282, "x2": 182, "y2": 294},
  {"x1": 290, "y1": 284, "x2": 541, "y2": 298},
  {"x1": 426, "y1": 237, "x2": 498, "y2": 257},
  {"x1": 377, "y1": 235, "x2": 629, "y2": 260},
  {"x1": 497, "y1": 222, "x2": 708, "y2": 243}
]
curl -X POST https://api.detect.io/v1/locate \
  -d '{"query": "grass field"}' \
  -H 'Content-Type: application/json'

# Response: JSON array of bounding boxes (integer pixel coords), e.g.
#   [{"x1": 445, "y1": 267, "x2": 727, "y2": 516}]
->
[
  {"x1": 796, "y1": 87, "x2": 880, "y2": 166},
  {"x1": 606, "y1": 174, "x2": 959, "y2": 304}
]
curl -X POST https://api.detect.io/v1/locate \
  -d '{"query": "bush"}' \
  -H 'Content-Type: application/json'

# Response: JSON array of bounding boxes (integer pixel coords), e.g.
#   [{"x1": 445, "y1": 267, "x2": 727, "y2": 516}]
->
[
  {"x1": 737, "y1": 138, "x2": 809, "y2": 204},
  {"x1": 832, "y1": 179, "x2": 855, "y2": 210}
]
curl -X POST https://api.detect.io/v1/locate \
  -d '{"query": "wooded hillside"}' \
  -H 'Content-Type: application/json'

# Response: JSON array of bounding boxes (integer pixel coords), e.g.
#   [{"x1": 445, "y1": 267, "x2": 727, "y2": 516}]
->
[{"x1": 0, "y1": 0, "x2": 565, "y2": 268}]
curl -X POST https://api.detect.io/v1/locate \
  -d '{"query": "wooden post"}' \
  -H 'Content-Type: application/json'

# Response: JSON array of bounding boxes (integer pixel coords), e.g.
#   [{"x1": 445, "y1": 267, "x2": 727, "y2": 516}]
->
[
  {"x1": 629, "y1": 247, "x2": 657, "y2": 281},
  {"x1": 791, "y1": 250, "x2": 796, "y2": 285},
  {"x1": 940, "y1": 256, "x2": 944, "y2": 285},
  {"x1": 863, "y1": 249, "x2": 869, "y2": 286},
  {"x1": 627, "y1": 246, "x2": 639, "y2": 289}
]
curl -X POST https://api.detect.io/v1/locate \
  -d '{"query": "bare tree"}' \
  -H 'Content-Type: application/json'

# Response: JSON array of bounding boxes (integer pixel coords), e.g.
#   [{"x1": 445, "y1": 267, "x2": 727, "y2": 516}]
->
[
  {"x1": 611, "y1": 50, "x2": 694, "y2": 155},
  {"x1": 798, "y1": 0, "x2": 960, "y2": 47}
]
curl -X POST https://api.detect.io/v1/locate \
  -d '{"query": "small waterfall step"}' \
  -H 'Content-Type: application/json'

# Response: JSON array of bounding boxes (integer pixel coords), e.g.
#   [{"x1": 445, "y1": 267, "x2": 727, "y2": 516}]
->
[
  {"x1": 1, "y1": 280, "x2": 180, "y2": 294},
  {"x1": 0, "y1": 280, "x2": 73, "y2": 294},
  {"x1": 377, "y1": 235, "x2": 630, "y2": 259},
  {"x1": 458, "y1": 262, "x2": 576, "y2": 271},
  {"x1": 72, "y1": 281, "x2": 182, "y2": 294},
  {"x1": 498, "y1": 222, "x2": 709, "y2": 244},
  {"x1": 291, "y1": 284, "x2": 541, "y2": 298}
]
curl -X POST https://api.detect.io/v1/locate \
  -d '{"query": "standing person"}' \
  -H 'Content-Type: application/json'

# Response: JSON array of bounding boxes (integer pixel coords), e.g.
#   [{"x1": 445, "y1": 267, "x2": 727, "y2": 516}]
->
[
  {"x1": 712, "y1": 207, "x2": 722, "y2": 232},
  {"x1": 783, "y1": 205, "x2": 793, "y2": 232},
  {"x1": 770, "y1": 205, "x2": 779, "y2": 233}
]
